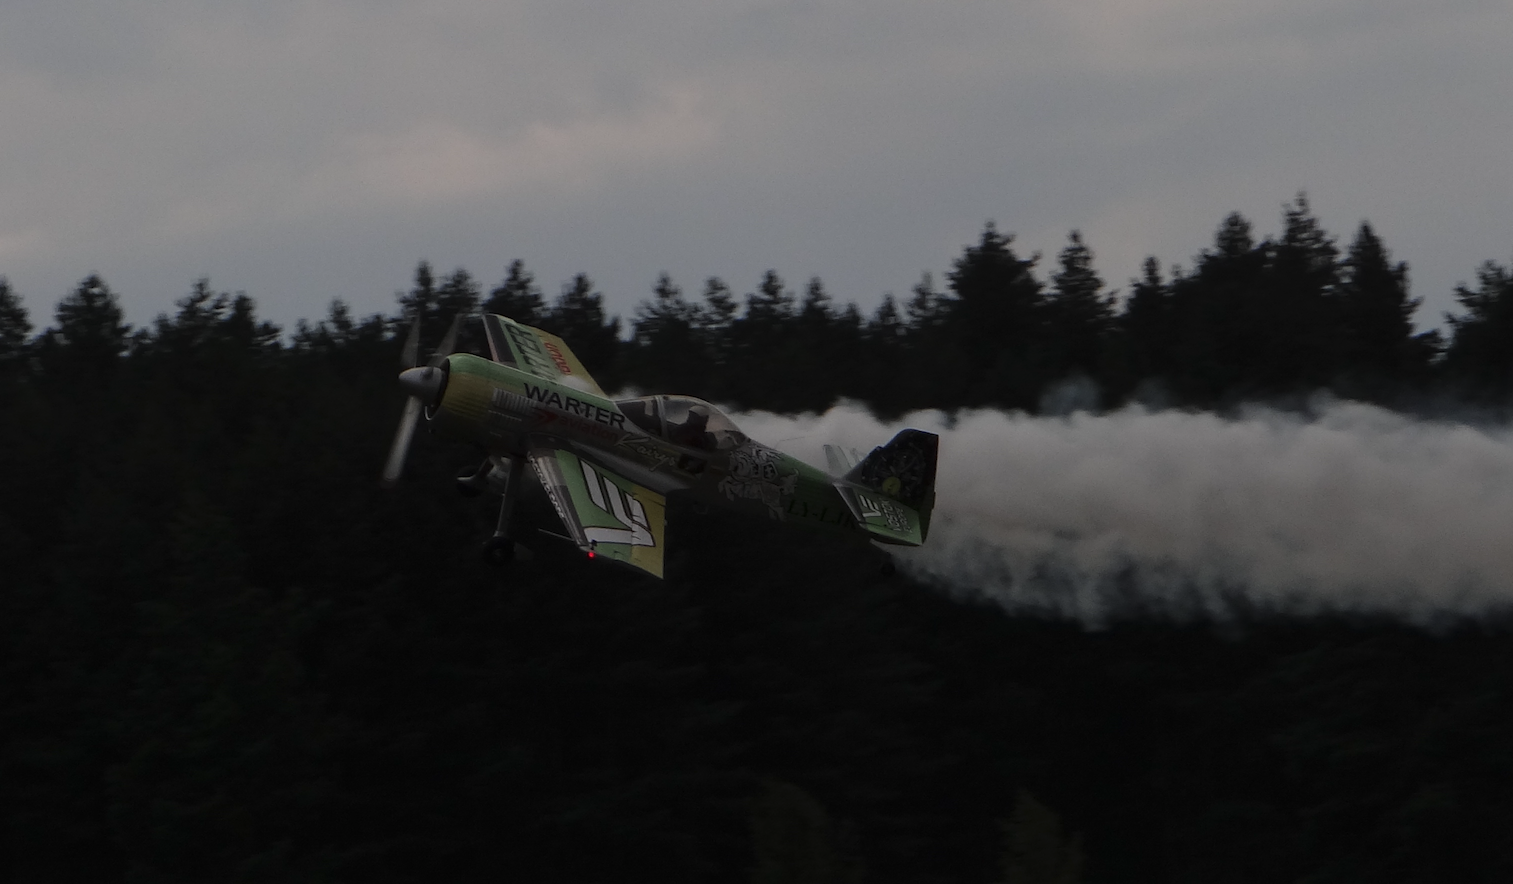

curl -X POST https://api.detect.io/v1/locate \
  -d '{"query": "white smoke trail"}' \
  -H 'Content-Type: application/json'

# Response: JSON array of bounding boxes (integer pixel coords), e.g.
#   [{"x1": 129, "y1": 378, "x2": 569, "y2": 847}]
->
[{"x1": 736, "y1": 401, "x2": 1513, "y2": 620}]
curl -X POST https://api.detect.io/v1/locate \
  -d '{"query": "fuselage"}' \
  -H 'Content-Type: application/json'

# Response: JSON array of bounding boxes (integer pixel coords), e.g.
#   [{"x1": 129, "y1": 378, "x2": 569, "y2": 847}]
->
[{"x1": 427, "y1": 353, "x2": 859, "y2": 533}]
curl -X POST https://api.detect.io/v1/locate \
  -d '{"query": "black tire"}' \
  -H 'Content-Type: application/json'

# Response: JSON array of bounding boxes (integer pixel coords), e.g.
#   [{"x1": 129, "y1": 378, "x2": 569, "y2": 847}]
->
[
  {"x1": 878, "y1": 559, "x2": 897, "y2": 579},
  {"x1": 481, "y1": 536, "x2": 515, "y2": 567}
]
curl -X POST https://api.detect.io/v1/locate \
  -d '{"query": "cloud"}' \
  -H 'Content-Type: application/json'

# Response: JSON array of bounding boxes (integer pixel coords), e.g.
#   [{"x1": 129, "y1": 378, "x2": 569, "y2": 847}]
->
[{"x1": 334, "y1": 87, "x2": 718, "y2": 205}]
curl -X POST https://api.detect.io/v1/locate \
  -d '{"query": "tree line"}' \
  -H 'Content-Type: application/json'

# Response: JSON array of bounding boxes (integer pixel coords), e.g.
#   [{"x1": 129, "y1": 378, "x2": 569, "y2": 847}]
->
[{"x1": 4, "y1": 195, "x2": 1513, "y2": 416}]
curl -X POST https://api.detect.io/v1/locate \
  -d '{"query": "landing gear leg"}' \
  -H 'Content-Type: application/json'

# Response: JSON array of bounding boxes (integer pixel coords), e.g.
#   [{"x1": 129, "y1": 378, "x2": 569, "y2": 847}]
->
[
  {"x1": 456, "y1": 457, "x2": 492, "y2": 497},
  {"x1": 481, "y1": 456, "x2": 531, "y2": 567}
]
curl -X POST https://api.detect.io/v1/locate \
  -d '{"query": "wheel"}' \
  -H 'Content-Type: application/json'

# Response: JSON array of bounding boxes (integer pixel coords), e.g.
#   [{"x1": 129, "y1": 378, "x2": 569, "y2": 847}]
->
[
  {"x1": 481, "y1": 535, "x2": 516, "y2": 567},
  {"x1": 878, "y1": 559, "x2": 897, "y2": 578}
]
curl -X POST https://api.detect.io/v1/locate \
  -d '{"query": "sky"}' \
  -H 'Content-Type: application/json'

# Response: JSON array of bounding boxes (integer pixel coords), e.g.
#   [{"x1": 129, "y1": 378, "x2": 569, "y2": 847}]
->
[{"x1": 2, "y1": 0, "x2": 1510, "y2": 333}]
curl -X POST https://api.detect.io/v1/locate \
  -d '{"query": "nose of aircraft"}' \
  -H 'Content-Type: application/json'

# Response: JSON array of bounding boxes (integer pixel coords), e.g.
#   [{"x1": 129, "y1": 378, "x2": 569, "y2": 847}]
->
[{"x1": 398, "y1": 365, "x2": 446, "y2": 405}]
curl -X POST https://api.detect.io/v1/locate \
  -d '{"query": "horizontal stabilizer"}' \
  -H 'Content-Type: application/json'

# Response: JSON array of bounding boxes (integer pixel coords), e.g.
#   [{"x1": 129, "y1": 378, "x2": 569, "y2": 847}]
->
[{"x1": 823, "y1": 443, "x2": 860, "y2": 476}]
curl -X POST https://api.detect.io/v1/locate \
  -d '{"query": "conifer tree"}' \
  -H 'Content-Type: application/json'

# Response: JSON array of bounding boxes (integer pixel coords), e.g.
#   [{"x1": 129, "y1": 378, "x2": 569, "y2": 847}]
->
[
  {"x1": 1444, "y1": 259, "x2": 1513, "y2": 401},
  {"x1": 1044, "y1": 231, "x2": 1114, "y2": 387},
  {"x1": 726, "y1": 271, "x2": 797, "y2": 408},
  {"x1": 947, "y1": 223, "x2": 1044, "y2": 408},
  {"x1": 435, "y1": 268, "x2": 483, "y2": 354},
  {"x1": 1116, "y1": 257, "x2": 1174, "y2": 398},
  {"x1": 484, "y1": 259, "x2": 545, "y2": 324},
  {"x1": 898, "y1": 272, "x2": 960, "y2": 408},
  {"x1": 542, "y1": 273, "x2": 621, "y2": 384},
  {"x1": 747, "y1": 270, "x2": 797, "y2": 325},
  {"x1": 41, "y1": 274, "x2": 130, "y2": 379},
  {"x1": 396, "y1": 261, "x2": 448, "y2": 347},
  {"x1": 1263, "y1": 194, "x2": 1340, "y2": 390},
  {"x1": 629, "y1": 273, "x2": 706, "y2": 394},
  {"x1": 1166, "y1": 212, "x2": 1265, "y2": 404},
  {"x1": 696, "y1": 276, "x2": 739, "y2": 398},
  {"x1": 1336, "y1": 222, "x2": 1425, "y2": 395},
  {"x1": 789, "y1": 277, "x2": 844, "y2": 412},
  {"x1": 0, "y1": 277, "x2": 31, "y2": 370}
]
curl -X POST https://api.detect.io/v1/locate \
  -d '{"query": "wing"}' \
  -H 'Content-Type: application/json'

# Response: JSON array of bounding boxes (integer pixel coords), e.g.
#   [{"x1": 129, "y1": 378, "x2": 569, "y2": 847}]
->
[
  {"x1": 481, "y1": 314, "x2": 606, "y2": 398},
  {"x1": 529, "y1": 446, "x2": 668, "y2": 578}
]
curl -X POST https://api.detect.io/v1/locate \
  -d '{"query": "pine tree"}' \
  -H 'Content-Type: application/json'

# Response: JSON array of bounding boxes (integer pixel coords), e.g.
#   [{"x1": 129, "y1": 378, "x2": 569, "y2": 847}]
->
[
  {"x1": 897, "y1": 272, "x2": 960, "y2": 408},
  {"x1": 1262, "y1": 194, "x2": 1340, "y2": 390},
  {"x1": 946, "y1": 223, "x2": 1045, "y2": 408},
  {"x1": 0, "y1": 277, "x2": 31, "y2": 371},
  {"x1": 1444, "y1": 259, "x2": 1513, "y2": 401},
  {"x1": 396, "y1": 261, "x2": 447, "y2": 347},
  {"x1": 1166, "y1": 212, "x2": 1266, "y2": 404},
  {"x1": 1043, "y1": 231, "x2": 1114, "y2": 388},
  {"x1": 40, "y1": 274, "x2": 130, "y2": 379},
  {"x1": 542, "y1": 273, "x2": 621, "y2": 385},
  {"x1": 435, "y1": 268, "x2": 483, "y2": 354},
  {"x1": 1336, "y1": 222, "x2": 1426, "y2": 396},
  {"x1": 789, "y1": 277, "x2": 842, "y2": 412},
  {"x1": 629, "y1": 273, "x2": 706, "y2": 394},
  {"x1": 1115, "y1": 257, "x2": 1174, "y2": 400},
  {"x1": 484, "y1": 260, "x2": 545, "y2": 324},
  {"x1": 726, "y1": 271, "x2": 798, "y2": 409}
]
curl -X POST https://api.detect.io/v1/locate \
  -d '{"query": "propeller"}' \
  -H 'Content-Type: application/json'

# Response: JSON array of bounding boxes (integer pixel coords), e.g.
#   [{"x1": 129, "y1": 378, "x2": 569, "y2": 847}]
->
[{"x1": 381, "y1": 313, "x2": 463, "y2": 487}]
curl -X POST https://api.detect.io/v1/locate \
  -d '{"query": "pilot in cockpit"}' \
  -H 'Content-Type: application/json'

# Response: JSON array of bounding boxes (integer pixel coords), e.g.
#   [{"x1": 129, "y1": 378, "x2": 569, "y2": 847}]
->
[{"x1": 669, "y1": 405, "x2": 713, "y2": 450}]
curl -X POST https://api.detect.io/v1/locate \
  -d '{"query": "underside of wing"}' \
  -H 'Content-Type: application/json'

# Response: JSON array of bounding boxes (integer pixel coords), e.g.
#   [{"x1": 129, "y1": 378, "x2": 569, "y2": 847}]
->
[
  {"x1": 529, "y1": 445, "x2": 667, "y2": 578},
  {"x1": 482, "y1": 314, "x2": 606, "y2": 398}
]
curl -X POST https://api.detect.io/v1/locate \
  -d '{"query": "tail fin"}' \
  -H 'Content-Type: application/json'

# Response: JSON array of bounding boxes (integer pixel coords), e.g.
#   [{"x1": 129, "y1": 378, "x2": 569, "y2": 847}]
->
[{"x1": 836, "y1": 429, "x2": 939, "y2": 545}]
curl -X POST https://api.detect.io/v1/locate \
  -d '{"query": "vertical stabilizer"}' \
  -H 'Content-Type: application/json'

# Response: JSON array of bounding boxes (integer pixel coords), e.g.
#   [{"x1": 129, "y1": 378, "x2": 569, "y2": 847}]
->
[{"x1": 836, "y1": 429, "x2": 939, "y2": 545}]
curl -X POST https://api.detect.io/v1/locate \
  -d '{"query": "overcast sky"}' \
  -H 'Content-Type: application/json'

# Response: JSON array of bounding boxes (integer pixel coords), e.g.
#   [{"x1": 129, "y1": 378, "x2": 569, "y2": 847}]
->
[{"x1": 2, "y1": 1, "x2": 1510, "y2": 333}]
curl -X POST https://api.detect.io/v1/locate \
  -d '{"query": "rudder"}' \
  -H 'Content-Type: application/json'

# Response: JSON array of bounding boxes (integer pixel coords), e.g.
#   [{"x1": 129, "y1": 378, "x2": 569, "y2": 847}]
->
[{"x1": 838, "y1": 429, "x2": 939, "y2": 544}]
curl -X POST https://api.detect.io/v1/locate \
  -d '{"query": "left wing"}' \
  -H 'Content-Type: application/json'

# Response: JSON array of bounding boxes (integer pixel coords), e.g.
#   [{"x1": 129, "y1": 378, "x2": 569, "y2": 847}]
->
[
  {"x1": 482, "y1": 314, "x2": 606, "y2": 398},
  {"x1": 529, "y1": 446, "x2": 667, "y2": 578}
]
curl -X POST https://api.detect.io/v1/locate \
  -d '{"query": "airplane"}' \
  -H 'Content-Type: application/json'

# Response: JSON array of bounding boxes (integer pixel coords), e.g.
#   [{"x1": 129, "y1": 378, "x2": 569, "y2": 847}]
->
[{"x1": 381, "y1": 313, "x2": 938, "y2": 579}]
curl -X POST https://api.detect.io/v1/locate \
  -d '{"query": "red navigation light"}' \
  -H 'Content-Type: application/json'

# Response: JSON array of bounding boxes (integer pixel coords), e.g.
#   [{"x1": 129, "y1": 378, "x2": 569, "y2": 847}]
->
[{"x1": 587, "y1": 550, "x2": 596, "y2": 559}]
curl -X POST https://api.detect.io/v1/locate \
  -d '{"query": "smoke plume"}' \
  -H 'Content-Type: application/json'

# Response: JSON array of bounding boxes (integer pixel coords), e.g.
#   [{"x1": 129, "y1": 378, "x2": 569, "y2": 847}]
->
[{"x1": 737, "y1": 400, "x2": 1513, "y2": 620}]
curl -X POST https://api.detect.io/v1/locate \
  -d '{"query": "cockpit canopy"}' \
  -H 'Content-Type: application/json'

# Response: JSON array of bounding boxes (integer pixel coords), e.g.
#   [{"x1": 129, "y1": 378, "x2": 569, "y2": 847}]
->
[{"x1": 615, "y1": 395, "x2": 748, "y2": 451}]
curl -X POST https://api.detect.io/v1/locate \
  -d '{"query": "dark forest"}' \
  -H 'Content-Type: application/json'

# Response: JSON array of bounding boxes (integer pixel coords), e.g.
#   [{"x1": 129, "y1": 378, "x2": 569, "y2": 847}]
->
[{"x1": 4, "y1": 196, "x2": 1513, "y2": 882}]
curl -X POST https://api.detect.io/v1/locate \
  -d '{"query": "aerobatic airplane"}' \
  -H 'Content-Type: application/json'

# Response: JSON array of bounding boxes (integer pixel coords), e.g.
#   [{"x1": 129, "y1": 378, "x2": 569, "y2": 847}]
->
[{"x1": 382, "y1": 314, "x2": 938, "y2": 578}]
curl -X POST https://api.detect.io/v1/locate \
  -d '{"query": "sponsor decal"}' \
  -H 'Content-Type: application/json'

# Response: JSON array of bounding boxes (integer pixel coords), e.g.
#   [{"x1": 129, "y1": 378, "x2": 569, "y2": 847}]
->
[
  {"x1": 718, "y1": 445, "x2": 798, "y2": 519},
  {"x1": 617, "y1": 437, "x2": 680, "y2": 469},
  {"x1": 730, "y1": 447, "x2": 782, "y2": 482},
  {"x1": 855, "y1": 491, "x2": 911, "y2": 533},
  {"x1": 522, "y1": 383, "x2": 627, "y2": 430},
  {"x1": 504, "y1": 322, "x2": 559, "y2": 378},
  {"x1": 785, "y1": 499, "x2": 855, "y2": 528},
  {"x1": 579, "y1": 460, "x2": 655, "y2": 548},
  {"x1": 542, "y1": 340, "x2": 574, "y2": 375},
  {"x1": 535, "y1": 408, "x2": 624, "y2": 445}
]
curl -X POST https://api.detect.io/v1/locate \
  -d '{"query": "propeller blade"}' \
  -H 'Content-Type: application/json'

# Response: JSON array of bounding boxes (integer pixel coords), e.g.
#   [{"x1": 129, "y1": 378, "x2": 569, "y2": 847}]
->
[
  {"x1": 381, "y1": 395, "x2": 424, "y2": 487},
  {"x1": 429, "y1": 313, "x2": 462, "y2": 368},
  {"x1": 400, "y1": 316, "x2": 420, "y2": 368}
]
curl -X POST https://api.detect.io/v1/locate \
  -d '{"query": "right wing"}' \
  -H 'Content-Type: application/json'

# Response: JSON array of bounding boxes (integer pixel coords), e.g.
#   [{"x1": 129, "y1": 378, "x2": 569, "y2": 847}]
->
[
  {"x1": 481, "y1": 314, "x2": 607, "y2": 397},
  {"x1": 529, "y1": 445, "x2": 668, "y2": 578}
]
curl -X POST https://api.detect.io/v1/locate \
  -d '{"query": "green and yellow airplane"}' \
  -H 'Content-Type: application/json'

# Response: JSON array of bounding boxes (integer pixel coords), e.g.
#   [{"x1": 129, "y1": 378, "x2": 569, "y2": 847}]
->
[{"x1": 382, "y1": 314, "x2": 938, "y2": 578}]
